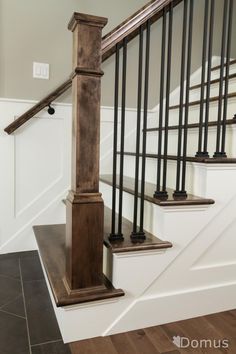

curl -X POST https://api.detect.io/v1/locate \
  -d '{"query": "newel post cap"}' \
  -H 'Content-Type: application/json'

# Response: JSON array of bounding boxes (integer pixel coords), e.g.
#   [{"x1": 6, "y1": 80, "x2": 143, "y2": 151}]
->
[{"x1": 68, "y1": 12, "x2": 108, "y2": 31}]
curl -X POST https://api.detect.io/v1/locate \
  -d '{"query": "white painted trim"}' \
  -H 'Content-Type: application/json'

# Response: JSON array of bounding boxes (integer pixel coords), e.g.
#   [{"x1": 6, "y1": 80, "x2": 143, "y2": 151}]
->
[{"x1": 0, "y1": 97, "x2": 153, "y2": 115}]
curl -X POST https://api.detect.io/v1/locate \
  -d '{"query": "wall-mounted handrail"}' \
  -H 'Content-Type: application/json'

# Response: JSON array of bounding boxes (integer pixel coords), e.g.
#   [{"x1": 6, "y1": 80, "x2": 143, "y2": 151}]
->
[
  {"x1": 4, "y1": 79, "x2": 72, "y2": 134},
  {"x1": 4, "y1": 0, "x2": 182, "y2": 135}
]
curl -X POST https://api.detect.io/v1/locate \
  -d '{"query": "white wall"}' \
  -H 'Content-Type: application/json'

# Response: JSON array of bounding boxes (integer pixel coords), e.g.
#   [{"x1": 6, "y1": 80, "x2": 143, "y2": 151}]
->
[{"x1": 0, "y1": 98, "x2": 141, "y2": 253}]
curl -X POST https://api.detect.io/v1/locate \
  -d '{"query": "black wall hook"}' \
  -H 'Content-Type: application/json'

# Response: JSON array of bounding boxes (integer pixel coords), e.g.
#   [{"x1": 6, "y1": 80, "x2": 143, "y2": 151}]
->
[{"x1": 48, "y1": 104, "x2": 55, "y2": 115}]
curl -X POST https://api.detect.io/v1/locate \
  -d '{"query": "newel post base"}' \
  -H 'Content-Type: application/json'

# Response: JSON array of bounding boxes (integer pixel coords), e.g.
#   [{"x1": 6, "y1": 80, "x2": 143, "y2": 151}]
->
[{"x1": 65, "y1": 191, "x2": 106, "y2": 292}]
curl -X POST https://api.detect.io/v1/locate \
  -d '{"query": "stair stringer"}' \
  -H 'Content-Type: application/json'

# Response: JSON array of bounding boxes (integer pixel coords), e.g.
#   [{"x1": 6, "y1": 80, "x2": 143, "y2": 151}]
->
[
  {"x1": 45, "y1": 165, "x2": 236, "y2": 343},
  {"x1": 101, "y1": 165, "x2": 236, "y2": 335}
]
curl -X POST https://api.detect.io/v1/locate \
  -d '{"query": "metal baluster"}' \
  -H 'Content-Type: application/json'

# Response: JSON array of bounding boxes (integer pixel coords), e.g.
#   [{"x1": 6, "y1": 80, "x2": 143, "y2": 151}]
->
[
  {"x1": 203, "y1": 0, "x2": 215, "y2": 157},
  {"x1": 131, "y1": 25, "x2": 144, "y2": 238},
  {"x1": 154, "y1": 8, "x2": 167, "y2": 198},
  {"x1": 181, "y1": 0, "x2": 194, "y2": 195},
  {"x1": 137, "y1": 19, "x2": 151, "y2": 239},
  {"x1": 221, "y1": 0, "x2": 234, "y2": 156},
  {"x1": 117, "y1": 38, "x2": 127, "y2": 239},
  {"x1": 196, "y1": 0, "x2": 209, "y2": 157},
  {"x1": 173, "y1": 0, "x2": 188, "y2": 197},
  {"x1": 214, "y1": 0, "x2": 229, "y2": 158},
  {"x1": 109, "y1": 44, "x2": 121, "y2": 241},
  {"x1": 162, "y1": 2, "x2": 173, "y2": 197}
]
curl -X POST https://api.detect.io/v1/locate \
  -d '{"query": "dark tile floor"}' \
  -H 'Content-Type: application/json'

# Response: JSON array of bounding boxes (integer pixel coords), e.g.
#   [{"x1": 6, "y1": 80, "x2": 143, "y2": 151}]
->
[{"x1": 0, "y1": 251, "x2": 71, "y2": 354}]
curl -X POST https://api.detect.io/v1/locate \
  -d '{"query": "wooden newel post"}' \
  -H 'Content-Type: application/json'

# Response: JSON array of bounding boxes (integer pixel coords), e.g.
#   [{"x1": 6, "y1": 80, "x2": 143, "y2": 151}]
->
[{"x1": 66, "y1": 13, "x2": 108, "y2": 293}]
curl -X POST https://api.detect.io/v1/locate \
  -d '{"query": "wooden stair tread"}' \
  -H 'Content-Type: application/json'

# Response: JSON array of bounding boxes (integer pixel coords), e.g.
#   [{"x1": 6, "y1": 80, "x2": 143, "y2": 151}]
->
[
  {"x1": 190, "y1": 73, "x2": 236, "y2": 91},
  {"x1": 117, "y1": 151, "x2": 236, "y2": 164},
  {"x1": 103, "y1": 206, "x2": 172, "y2": 253},
  {"x1": 211, "y1": 59, "x2": 236, "y2": 72},
  {"x1": 145, "y1": 118, "x2": 236, "y2": 132},
  {"x1": 169, "y1": 92, "x2": 236, "y2": 110},
  {"x1": 34, "y1": 223, "x2": 124, "y2": 307},
  {"x1": 100, "y1": 174, "x2": 215, "y2": 206}
]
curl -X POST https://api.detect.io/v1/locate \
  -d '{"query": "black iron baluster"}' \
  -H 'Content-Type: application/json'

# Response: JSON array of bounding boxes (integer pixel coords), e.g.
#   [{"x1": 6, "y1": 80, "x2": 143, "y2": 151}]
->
[
  {"x1": 214, "y1": 0, "x2": 229, "y2": 158},
  {"x1": 221, "y1": 0, "x2": 233, "y2": 156},
  {"x1": 173, "y1": 0, "x2": 188, "y2": 197},
  {"x1": 196, "y1": 0, "x2": 210, "y2": 157},
  {"x1": 203, "y1": 0, "x2": 215, "y2": 157},
  {"x1": 154, "y1": 7, "x2": 167, "y2": 198},
  {"x1": 117, "y1": 38, "x2": 127, "y2": 239},
  {"x1": 131, "y1": 25, "x2": 144, "y2": 238},
  {"x1": 109, "y1": 44, "x2": 121, "y2": 241},
  {"x1": 181, "y1": 0, "x2": 194, "y2": 195},
  {"x1": 162, "y1": 2, "x2": 173, "y2": 198},
  {"x1": 136, "y1": 19, "x2": 151, "y2": 239}
]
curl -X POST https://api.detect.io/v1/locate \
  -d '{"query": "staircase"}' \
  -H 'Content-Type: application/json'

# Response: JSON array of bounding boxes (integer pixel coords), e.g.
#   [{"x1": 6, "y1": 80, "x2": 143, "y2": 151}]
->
[{"x1": 2, "y1": 0, "x2": 236, "y2": 344}]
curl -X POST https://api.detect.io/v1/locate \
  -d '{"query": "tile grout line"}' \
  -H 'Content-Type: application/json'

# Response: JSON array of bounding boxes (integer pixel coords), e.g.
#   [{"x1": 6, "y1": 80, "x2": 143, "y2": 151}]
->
[
  {"x1": 19, "y1": 258, "x2": 33, "y2": 354},
  {"x1": 0, "y1": 308, "x2": 26, "y2": 320},
  {"x1": 22, "y1": 278, "x2": 46, "y2": 283},
  {"x1": 0, "y1": 274, "x2": 21, "y2": 281},
  {"x1": 0, "y1": 293, "x2": 22, "y2": 310},
  {"x1": 31, "y1": 339, "x2": 63, "y2": 348}
]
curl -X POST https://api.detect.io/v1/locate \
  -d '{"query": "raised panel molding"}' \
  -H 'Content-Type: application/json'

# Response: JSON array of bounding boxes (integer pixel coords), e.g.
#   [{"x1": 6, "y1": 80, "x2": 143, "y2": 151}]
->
[
  {"x1": 14, "y1": 116, "x2": 64, "y2": 217},
  {"x1": 0, "y1": 98, "x2": 123, "y2": 252}
]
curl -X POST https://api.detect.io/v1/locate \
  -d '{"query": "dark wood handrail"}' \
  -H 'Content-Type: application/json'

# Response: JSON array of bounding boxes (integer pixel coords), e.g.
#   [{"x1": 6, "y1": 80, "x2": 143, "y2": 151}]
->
[
  {"x1": 4, "y1": 79, "x2": 72, "y2": 134},
  {"x1": 4, "y1": 0, "x2": 181, "y2": 135}
]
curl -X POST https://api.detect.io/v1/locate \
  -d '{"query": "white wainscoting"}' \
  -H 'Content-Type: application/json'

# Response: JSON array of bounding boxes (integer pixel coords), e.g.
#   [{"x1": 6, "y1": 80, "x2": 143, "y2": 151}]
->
[
  {"x1": 0, "y1": 99, "x2": 142, "y2": 253},
  {"x1": 0, "y1": 98, "x2": 72, "y2": 253}
]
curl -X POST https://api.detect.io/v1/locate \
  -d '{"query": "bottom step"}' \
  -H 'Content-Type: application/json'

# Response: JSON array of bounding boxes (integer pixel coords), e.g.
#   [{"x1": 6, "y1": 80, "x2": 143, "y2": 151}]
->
[
  {"x1": 34, "y1": 223, "x2": 124, "y2": 307},
  {"x1": 34, "y1": 206, "x2": 172, "y2": 306}
]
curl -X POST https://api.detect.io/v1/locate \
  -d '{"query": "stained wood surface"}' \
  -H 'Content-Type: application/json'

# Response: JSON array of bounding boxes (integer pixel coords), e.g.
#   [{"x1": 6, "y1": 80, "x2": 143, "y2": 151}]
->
[
  {"x1": 4, "y1": 79, "x2": 72, "y2": 134},
  {"x1": 65, "y1": 13, "x2": 108, "y2": 292},
  {"x1": 70, "y1": 310, "x2": 236, "y2": 354},
  {"x1": 103, "y1": 206, "x2": 172, "y2": 253},
  {"x1": 100, "y1": 174, "x2": 215, "y2": 206},
  {"x1": 34, "y1": 223, "x2": 124, "y2": 307}
]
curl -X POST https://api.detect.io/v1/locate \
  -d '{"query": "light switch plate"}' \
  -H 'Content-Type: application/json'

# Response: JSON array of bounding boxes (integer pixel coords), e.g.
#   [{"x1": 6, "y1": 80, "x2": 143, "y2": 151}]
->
[{"x1": 33, "y1": 62, "x2": 50, "y2": 79}]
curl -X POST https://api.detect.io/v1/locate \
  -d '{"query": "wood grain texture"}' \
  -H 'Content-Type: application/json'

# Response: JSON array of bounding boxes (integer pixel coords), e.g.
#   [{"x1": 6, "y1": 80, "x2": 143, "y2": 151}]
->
[
  {"x1": 34, "y1": 223, "x2": 124, "y2": 307},
  {"x1": 103, "y1": 206, "x2": 172, "y2": 253},
  {"x1": 100, "y1": 175, "x2": 215, "y2": 207},
  {"x1": 101, "y1": 0, "x2": 182, "y2": 61},
  {"x1": 70, "y1": 310, "x2": 236, "y2": 354},
  {"x1": 65, "y1": 13, "x2": 107, "y2": 292},
  {"x1": 4, "y1": 78, "x2": 72, "y2": 134}
]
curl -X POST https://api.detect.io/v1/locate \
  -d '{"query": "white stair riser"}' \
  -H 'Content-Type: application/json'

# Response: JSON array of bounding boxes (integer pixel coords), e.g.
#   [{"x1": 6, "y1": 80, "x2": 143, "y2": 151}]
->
[
  {"x1": 148, "y1": 97, "x2": 236, "y2": 128},
  {"x1": 210, "y1": 63, "x2": 236, "y2": 80},
  {"x1": 117, "y1": 154, "x2": 195, "y2": 194},
  {"x1": 189, "y1": 77, "x2": 236, "y2": 102},
  {"x1": 167, "y1": 96, "x2": 236, "y2": 125},
  {"x1": 146, "y1": 126, "x2": 234, "y2": 157},
  {"x1": 168, "y1": 77, "x2": 236, "y2": 106}
]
